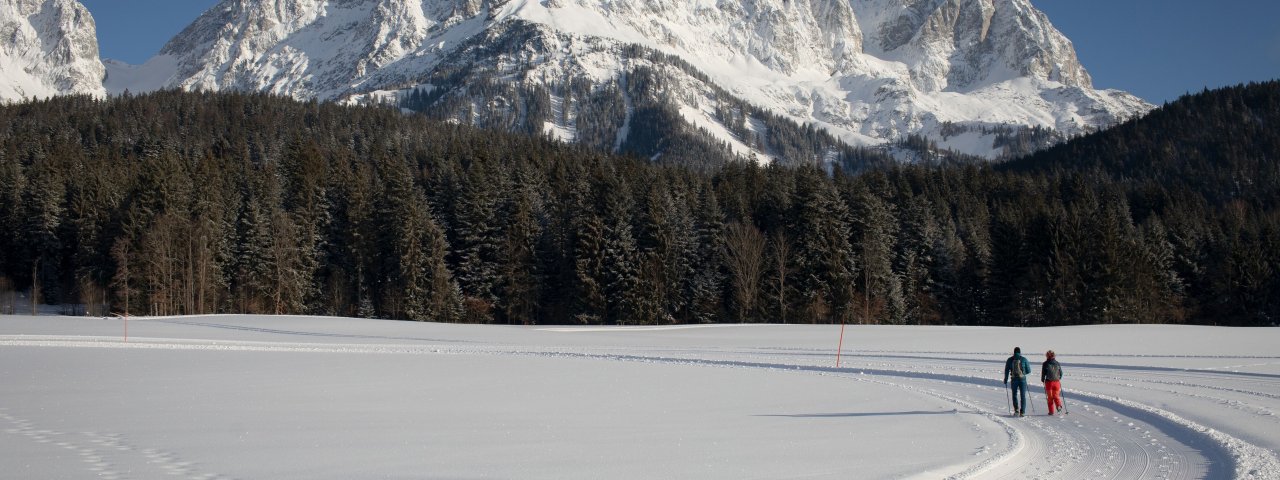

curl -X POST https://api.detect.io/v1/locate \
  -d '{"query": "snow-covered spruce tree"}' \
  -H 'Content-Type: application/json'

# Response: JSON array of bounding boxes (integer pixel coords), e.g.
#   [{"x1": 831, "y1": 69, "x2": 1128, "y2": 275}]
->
[
  {"x1": 536, "y1": 159, "x2": 583, "y2": 324},
  {"x1": 756, "y1": 166, "x2": 796, "y2": 324},
  {"x1": 985, "y1": 200, "x2": 1032, "y2": 326},
  {"x1": 372, "y1": 150, "x2": 462, "y2": 322},
  {"x1": 319, "y1": 155, "x2": 374, "y2": 317},
  {"x1": 280, "y1": 140, "x2": 332, "y2": 314},
  {"x1": 231, "y1": 170, "x2": 280, "y2": 314},
  {"x1": 571, "y1": 170, "x2": 608, "y2": 325},
  {"x1": 370, "y1": 153, "x2": 409, "y2": 319},
  {"x1": 573, "y1": 214, "x2": 607, "y2": 325},
  {"x1": 790, "y1": 167, "x2": 856, "y2": 324},
  {"x1": 689, "y1": 182, "x2": 726, "y2": 324},
  {"x1": 187, "y1": 155, "x2": 236, "y2": 315},
  {"x1": 1074, "y1": 190, "x2": 1142, "y2": 325},
  {"x1": 498, "y1": 170, "x2": 544, "y2": 325},
  {"x1": 897, "y1": 195, "x2": 942, "y2": 324},
  {"x1": 19, "y1": 160, "x2": 65, "y2": 306},
  {"x1": 953, "y1": 192, "x2": 995, "y2": 326},
  {"x1": 0, "y1": 153, "x2": 21, "y2": 304},
  {"x1": 451, "y1": 161, "x2": 502, "y2": 322},
  {"x1": 398, "y1": 186, "x2": 463, "y2": 323},
  {"x1": 634, "y1": 176, "x2": 695, "y2": 324},
  {"x1": 928, "y1": 213, "x2": 969, "y2": 323},
  {"x1": 845, "y1": 180, "x2": 901, "y2": 324},
  {"x1": 601, "y1": 174, "x2": 640, "y2": 325},
  {"x1": 1137, "y1": 216, "x2": 1186, "y2": 323},
  {"x1": 665, "y1": 183, "x2": 699, "y2": 323},
  {"x1": 1038, "y1": 202, "x2": 1081, "y2": 326},
  {"x1": 62, "y1": 150, "x2": 127, "y2": 315},
  {"x1": 630, "y1": 179, "x2": 668, "y2": 325}
]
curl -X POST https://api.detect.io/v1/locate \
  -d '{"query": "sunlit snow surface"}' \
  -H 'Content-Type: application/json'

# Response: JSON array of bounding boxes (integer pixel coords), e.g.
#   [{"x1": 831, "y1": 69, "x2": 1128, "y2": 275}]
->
[{"x1": 2, "y1": 315, "x2": 1278, "y2": 479}]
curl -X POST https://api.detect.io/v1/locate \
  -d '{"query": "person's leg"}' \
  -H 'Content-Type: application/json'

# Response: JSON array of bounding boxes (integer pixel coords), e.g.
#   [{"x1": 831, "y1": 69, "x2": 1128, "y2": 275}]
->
[
  {"x1": 1044, "y1": 383, "x2": 1052, "y2": 415},
  {"x1": 1045, "y1": 381, "x2": 1060, "y2": 414},
  {"x1": 1016, "y1": 380, "x2": 1027, "y2": 414},
  {"x1": 1010, "y1": 384, "x2": 1018, "y2": 414},
  {"x1": 1022, "y1": 382, "x2": 1028, "y2": 413}
]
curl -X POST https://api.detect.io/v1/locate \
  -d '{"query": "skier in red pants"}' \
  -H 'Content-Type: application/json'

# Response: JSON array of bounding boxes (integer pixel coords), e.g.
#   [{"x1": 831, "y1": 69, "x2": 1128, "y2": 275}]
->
[{"x1": 1041, "y1": 350, "x2": 1065, "y2": 415}]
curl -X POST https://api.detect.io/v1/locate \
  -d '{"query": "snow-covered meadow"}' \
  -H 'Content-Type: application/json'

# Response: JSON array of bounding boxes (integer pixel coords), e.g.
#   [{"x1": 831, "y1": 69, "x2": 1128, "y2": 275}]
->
[{"x1": 1, "y1": 315, "x2": 1278, "y2": 479}]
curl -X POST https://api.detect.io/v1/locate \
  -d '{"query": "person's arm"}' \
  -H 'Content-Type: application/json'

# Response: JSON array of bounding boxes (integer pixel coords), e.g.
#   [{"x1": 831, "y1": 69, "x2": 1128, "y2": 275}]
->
[{"x1": 1003, "y1": 358, "x2": 1010, "y2": 384}]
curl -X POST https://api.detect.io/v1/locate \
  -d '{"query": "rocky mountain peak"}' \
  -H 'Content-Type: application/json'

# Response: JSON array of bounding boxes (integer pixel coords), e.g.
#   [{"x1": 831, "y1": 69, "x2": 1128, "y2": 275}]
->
[
  {"x1": 855, "y1": 0, "x2": 1091, "y2": 92},
  {"x1": 0, "y1": 0, "x2": 105, "y2": 101}
]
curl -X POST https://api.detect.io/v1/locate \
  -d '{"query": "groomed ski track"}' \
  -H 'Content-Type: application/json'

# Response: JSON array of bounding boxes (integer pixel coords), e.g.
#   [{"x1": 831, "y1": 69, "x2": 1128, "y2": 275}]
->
[{"x1": 2, "y1": 315, "x2": 1278, "y2": 479}]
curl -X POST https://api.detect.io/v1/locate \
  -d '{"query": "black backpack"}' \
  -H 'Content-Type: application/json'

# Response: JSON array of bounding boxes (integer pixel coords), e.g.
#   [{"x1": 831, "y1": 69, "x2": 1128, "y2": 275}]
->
[{"x1": 1044, "y1": 361, "x2": 1062, "y2": 381}]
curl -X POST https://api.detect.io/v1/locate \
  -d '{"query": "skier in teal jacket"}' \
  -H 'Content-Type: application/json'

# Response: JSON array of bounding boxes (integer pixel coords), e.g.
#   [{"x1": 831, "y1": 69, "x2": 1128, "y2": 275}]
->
[{"x1": 1003, "y1": 347, "x2": 1031, "y2": 416}]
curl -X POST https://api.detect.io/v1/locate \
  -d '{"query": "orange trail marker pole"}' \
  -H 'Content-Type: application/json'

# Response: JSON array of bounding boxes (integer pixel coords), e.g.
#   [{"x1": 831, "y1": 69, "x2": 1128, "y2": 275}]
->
[{"x1": 836, "y1": 320, "x2": 847, "y2": 368}]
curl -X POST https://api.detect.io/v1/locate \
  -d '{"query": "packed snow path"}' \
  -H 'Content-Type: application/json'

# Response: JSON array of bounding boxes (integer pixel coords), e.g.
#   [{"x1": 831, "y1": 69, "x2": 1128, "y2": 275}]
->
[{"x1": 2, "y1": 315, "x2": 1277, "y2": 479}]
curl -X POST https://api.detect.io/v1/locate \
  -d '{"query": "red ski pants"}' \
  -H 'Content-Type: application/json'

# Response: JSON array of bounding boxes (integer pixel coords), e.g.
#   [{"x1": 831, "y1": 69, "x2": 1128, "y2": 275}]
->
[{"x1": 1044, "y1": 380, "x2": 1064, "y2": 414}]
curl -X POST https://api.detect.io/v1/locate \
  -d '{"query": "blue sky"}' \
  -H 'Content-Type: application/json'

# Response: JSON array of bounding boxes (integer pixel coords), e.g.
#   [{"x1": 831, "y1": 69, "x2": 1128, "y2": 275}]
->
[
  {"x1": 81, "y1": 0, "x2": 219, "y2": 62},
  {"x1": 1034, "y1": 0, "x2": 1280, "y2": 104},
  {"x1": 81, "y1": 0, "x2": 1280, "y2": 105}
]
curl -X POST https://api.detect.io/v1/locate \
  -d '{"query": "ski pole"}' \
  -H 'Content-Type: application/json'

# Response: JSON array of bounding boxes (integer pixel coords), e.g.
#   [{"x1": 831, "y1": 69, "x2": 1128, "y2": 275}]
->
[
  {"x1": 1006, "y1": 382, "x2": 1013, "y2": 414},
  {"x1": 1029, "y1": 385, "x2": 1037, "y2": 415}
]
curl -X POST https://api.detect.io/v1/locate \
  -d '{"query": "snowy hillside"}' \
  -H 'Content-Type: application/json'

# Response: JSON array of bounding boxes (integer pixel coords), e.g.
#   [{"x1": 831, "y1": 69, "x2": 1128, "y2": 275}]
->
[
  {"x1": 0, "y1": 0, "x2": 105, "y2": 101},
  {"x1": 102, "y1": 0, "x2": 1152, "y2": 160},
  {"x1": 2, "y1": 315, "x2": 1278, "y2": 478}
]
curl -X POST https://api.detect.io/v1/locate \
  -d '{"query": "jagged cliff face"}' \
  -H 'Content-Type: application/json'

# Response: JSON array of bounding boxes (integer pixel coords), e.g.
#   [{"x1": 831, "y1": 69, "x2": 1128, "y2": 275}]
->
[
  {"x1": 0, "y1": 0, "x2": 105, "y2": 101},
  {"x1": 857, "y1": 0, "x2": 1091, "y2": 91},
  {"x1": 109, "y1": 0, "x2": 1151, "y2": 159},
  {"x1": 151, "y1": 0, "x2": 490, "y2": 99}
]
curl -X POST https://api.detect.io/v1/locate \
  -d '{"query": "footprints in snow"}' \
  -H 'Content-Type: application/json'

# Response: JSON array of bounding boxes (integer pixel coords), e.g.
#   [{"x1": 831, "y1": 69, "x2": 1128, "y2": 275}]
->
[{"x1": 0, "y1": 409, "x2": 233, "y2": 480}]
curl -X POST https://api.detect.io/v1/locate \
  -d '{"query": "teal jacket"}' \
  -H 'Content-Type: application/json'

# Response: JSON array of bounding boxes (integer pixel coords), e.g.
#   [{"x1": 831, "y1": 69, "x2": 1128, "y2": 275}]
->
[{"x1": 1004, "y1": 354, "x2": 1031, "y2": 384}]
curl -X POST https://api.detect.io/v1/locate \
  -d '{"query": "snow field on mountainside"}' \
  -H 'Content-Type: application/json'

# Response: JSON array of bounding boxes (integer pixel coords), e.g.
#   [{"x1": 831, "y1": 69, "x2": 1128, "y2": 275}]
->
[
  {"x1": 2, "y1": 316, "x2": 1278, "y2": 479},
  {"x1": 86, "y1": 0, "x2": 1151, "y2": 159}
]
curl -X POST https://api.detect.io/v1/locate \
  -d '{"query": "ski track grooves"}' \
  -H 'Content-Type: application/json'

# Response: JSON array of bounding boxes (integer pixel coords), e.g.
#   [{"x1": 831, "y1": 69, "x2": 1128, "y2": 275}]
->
[
  {"x1": 5, "y1": 323, "x2": 1279, "y2": 479},
  {"x1": 509, "y1": 350, "x2": 1259, "y2": 479},
  {"x1": 0, "y1": 408, "x2": 232, "y2": 480}
]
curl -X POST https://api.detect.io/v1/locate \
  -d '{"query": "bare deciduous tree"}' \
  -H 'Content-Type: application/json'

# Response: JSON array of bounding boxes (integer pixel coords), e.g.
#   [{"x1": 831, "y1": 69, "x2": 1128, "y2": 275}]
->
[
  {"x1": 723, "y1": 221, "x2": 765, "y2": 322},
  {"x1": 111, "y1": 239, "x2": 133, "y2": 317},
  {"x1": 770, "y1": 230, "x2": 792, "y2": 324}
]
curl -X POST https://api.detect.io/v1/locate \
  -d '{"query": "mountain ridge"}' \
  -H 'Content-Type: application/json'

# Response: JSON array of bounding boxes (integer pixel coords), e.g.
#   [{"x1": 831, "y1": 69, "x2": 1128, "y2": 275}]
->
[{"x1": 5, "y1": 0, "x2": 1152, "y2": 161}]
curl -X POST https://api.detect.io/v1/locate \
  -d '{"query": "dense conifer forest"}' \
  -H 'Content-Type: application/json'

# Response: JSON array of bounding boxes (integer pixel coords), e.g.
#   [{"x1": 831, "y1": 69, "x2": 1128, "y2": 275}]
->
[{"x1": 1, "y1": 82, "x2": 1277, "y2": 326}]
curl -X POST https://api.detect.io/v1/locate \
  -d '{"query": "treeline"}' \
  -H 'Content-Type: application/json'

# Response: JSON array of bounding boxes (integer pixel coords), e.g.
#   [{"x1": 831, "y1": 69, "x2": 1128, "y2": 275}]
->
[
  {"x1": 1, "y1": 83, "x2": 1277, "y2": 325},
  {"x1": 995, "y1": 81, "x2": 1280, "y2": 325}
]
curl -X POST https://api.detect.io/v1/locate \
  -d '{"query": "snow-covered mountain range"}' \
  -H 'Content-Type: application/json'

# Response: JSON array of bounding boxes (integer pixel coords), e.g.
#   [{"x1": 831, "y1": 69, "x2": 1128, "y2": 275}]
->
[
  {"x1": 7, "y1": 0, "x2": 1153, "y2": 160},
  {"x1": 0, "y1": 0, "x2": 104, "y2": 101}
]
